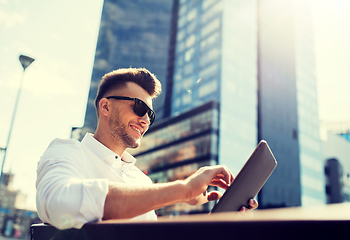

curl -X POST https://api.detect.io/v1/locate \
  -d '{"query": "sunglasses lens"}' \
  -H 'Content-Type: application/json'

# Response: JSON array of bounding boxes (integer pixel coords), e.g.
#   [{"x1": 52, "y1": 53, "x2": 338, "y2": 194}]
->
[
  {"x1": 133, "y1": 100, "x2": 147, "y2": 117},
  {"x1": 134, "y1": 99, "x2": 155, "y2": 124},
  {"x1": 148, "y1": 111, "x2": 155, "y2": 124}
]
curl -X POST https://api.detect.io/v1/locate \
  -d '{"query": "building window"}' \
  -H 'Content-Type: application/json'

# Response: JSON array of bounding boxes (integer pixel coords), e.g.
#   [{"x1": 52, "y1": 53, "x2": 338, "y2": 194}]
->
[
  {"x1": 129, "y1": 108, "x2": 218, "y2": 155},
  {"x1": 200, "y1": 46, "x2": 220, "y2": 67},
  {"x1": 187, "y1": 8, "x2": 197, "y2": 22},
  {"x1": 182, "y1": 92, "x2": 192, "y2": 105},
  {"x1": 186, "y1": 34, "x2": 196, "y2": 48},
  {"x1": 200, "y1": 31, "x2": 220, "y2": 51},
  {"x1": 199, "y1": 62, "x2": 219, "y2": 78},
  {"x1": 198, "y1": 79, "x2": 218, "y2": 98},
  {"x1": 184, "y1": 47, "x2": 195, "y2": 62},
  {"x1": 201, "y1": 0, "x2": 222, "y2": 23},
  {"x1": 178, "y1": 15, "x2": 187, "y2": 29},
  {"x1": 136, "y1": 134, "x2": 215, "y2": 172},
  {"x1": 201, "y1": 17, "x2": 220, "y2": 38}
]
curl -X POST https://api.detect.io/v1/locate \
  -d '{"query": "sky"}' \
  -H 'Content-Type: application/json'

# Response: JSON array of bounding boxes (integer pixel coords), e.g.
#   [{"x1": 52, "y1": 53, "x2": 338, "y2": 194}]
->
[
  {"x1": 0, "y1": 0, "x2": 104, "y2": 210},
  {"x1": 0, "y1": 0, "x2": 350, "y2": 211}
]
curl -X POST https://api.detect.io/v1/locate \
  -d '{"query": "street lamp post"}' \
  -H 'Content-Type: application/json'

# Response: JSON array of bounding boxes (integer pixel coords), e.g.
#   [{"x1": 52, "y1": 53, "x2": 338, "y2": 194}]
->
[{"x1": 0, "y1": 55, "x2": 35, "y2": 187}]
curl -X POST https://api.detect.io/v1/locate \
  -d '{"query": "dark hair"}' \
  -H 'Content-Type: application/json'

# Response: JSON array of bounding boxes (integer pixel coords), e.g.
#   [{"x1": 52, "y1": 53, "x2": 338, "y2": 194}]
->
[{"x1": 94, "y1": 68, "x2": 162, "y2": 116}]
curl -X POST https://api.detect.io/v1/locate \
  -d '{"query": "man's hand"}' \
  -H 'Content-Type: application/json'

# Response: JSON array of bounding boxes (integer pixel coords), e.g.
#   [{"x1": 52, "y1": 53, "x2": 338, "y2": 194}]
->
[
  {"x1": 183, "y1": 166, "x2": 259, "y2": 214},
  {"x1": 238, "y1": 199, "x2": 259, "y2": 217},
  {"x1": 240, "y1": 199, "x2": 259, "y2": 211},
  {"x1": 183, "y1": 165, "x2": 234, "y2": 205}
]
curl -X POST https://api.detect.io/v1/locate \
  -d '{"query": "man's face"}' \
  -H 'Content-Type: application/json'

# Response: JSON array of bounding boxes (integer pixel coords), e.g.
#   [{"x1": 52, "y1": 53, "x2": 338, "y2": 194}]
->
[{"x1": 107, "y1": 82, "x2": 153, "y2": 149}]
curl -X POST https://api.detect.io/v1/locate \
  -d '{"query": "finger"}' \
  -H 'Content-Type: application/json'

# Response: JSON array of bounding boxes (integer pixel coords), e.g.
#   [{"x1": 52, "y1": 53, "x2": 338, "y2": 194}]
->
[
  {"x1": 248, "y1": 199, "x2": 258, "y2": 210},
  {"x1": 214, "y1": 173, "x2": 235, "y2": 182},
  {"x1": 240, "y1": 206, "x2": 247, "y2": 212},
  {"x1": 210, "y1": 174, "x2": 230, "y2": 185},
  {"x1": 223, "y1": 165, "x2": 234, "y2": 184},
  {"x1": 210, "y1": 179, "x2": 230, "y2": 190},
  {"x1": 211, "y1": 166, "x2": 235, "y2": 185},
  {"x1": 207, "y1": 191, "x2": 223, "y2": 201},
  {"x1": 217, "y1": 165, "x2": 234, "y2": 184},
  {"x1": 238, "y1": 206, "x2": 254, "y2": 217}
]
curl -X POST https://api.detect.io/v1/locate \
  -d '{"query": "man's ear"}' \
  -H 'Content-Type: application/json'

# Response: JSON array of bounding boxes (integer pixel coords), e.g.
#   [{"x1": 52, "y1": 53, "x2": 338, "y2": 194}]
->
[{"x1": 99, "y1": 98, "x2": 110, "y2": 117}]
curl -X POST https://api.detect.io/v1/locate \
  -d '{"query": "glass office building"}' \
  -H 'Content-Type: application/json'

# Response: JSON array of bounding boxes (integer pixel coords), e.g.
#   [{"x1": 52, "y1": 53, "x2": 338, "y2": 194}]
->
[
  {"x1": 163, "y1": 0, "x2": 324, "y2": 209},
  {"x1": 295, "y1": 0, "x2": 325, "y2": 206},
  {"x1": 258, "y1": 0, "x2": 325, "y2": 207},
  {"x1": 172, "y1": 0, "x2": 258, "y2": 176},
  {"x1": 257, "y1": 0, "x2": 301, "y2": 208},
  {"x1": 82, "y1": 0, "x2": 175, "y2": 133}
]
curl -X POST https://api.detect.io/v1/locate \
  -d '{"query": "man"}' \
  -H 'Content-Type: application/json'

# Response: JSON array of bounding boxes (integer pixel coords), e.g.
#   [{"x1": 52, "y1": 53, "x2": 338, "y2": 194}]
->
[{"x1": 36, "y1": 68, "x2": 258, "y2": 229}]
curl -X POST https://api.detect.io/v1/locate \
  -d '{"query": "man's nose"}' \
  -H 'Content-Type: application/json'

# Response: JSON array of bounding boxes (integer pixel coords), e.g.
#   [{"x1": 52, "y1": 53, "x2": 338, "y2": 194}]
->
[{"x1": 139, "y1": 113, "x2": 150, "y2": 126}]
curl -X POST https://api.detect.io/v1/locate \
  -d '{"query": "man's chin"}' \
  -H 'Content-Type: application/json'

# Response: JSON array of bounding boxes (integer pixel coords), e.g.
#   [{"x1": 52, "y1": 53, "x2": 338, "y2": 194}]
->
[{"x1": 128, "y1": 139, "x2": 141, "y2": 149}]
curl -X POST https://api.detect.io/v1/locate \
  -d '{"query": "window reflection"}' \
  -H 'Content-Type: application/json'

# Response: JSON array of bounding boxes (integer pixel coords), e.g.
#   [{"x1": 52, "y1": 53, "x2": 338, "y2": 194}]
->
[
  {"x1": 136, "y1": 134, "x2": 217, "y2": 172},
  {"x1": 129, "y1": 108, "x2": 218, "y2": 155}
]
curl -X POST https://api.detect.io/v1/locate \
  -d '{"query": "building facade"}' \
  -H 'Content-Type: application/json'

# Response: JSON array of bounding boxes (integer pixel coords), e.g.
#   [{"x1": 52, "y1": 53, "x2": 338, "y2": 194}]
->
[
  {"x1": 325, "y1": 158, "x2": 344, "y2": 204},
  {"x1": 320, "y1": 120, "x2": 350, "y2": 142},
  {"x1": 79, "y1": 0, "x2": 327, "y2": 213},
  {"x1": 295, "y1": 0, "x2": 326, "y2": 206},
  {"x1": 323, "y1": 132, "x2": 350, "y2": 203},
  {"x1": 172, "y1": 0, "x2": 326, "y2": 208},
  {"x1": 172, "y1": 0, "x2": 258, "y2": 185},
  {"x1": 257, "y1": 0, "x2": 325, "y2": 207},
  {"x1": 0, "y1": 172, "x2": 39, "y2": 238},
  {"x1": 81, "y1": 0, "x2": 176, "y2": 135}
]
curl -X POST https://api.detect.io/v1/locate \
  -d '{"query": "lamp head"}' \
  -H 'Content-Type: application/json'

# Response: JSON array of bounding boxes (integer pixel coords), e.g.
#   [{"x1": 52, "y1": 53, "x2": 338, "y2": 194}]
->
[{"x1": 19, "y1": 55, "x2": 35, "y2": 71}]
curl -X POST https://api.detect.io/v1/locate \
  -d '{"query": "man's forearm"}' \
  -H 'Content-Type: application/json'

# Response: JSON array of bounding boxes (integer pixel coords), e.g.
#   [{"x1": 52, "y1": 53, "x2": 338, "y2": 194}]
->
[
  {"x1": 102, "y1": 180, "x2": 189, "y2": 220},
  {"x1": 103, "y1": 165, "x2": 234, "y2": 220}
]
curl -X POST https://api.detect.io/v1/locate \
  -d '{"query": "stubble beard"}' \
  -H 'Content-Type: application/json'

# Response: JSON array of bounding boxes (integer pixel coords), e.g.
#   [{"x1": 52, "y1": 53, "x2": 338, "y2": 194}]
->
[{"x1": 108, "y1": 115, "x2": 141, "y2": 149}]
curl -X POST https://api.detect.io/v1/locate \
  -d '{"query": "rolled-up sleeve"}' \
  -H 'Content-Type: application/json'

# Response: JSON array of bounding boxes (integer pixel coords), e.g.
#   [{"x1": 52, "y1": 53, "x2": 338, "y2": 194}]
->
[{"x1": 36, "y1": 139, "x2": 109, "y2": 229}]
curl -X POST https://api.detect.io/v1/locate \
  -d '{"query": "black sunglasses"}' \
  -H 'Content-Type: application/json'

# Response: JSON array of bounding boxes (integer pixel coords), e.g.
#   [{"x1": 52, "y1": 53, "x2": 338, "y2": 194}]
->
[{"x1": 105, "y1": 96, "x2": 155, "y2": 125}]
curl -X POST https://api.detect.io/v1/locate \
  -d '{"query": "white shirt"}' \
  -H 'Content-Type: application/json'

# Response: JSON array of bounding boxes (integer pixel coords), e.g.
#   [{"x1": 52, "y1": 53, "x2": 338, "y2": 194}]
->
[{"x1": 36, "y1": 133, "x2": 157, "y2": 229}]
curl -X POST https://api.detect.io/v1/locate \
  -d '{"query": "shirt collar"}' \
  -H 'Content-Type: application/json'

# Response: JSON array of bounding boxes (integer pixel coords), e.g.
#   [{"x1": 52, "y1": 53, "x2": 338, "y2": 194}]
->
[{"x1": 81, "y1": 133, "x2": 136, "y2": 170}]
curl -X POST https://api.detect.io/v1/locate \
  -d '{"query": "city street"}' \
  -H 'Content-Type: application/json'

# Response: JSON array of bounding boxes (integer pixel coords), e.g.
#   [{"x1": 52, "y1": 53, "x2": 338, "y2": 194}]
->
[{"x1": 0, "y1": 237, "x2": 25, "y2": 240}]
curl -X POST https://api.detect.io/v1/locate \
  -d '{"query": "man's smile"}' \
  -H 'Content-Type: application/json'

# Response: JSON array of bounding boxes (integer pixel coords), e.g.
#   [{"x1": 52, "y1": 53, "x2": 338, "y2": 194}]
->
[{"x1": 130, "y1": 124, "x2": 143, "y2": 137}]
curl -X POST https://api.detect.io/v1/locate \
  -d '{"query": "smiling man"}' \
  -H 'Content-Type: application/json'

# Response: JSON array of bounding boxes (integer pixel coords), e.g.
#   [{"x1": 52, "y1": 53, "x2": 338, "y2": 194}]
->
[{"x1": 36, "y1": 68, "x2": 258, "y2": 230}]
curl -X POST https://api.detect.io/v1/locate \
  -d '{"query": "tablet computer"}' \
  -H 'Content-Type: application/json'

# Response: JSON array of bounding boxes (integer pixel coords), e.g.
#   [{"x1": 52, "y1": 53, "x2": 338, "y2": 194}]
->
[{"x1": 210, "y1": 140, "x2": 277, "y2": 213}]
